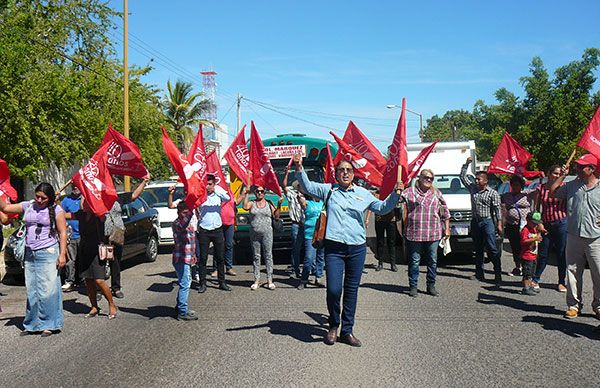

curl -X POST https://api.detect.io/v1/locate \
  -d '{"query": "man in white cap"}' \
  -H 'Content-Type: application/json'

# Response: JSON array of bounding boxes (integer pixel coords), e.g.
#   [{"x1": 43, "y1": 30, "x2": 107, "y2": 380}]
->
[{"x1": 550, "y1": 153, "x2": 600, "y2": 319}]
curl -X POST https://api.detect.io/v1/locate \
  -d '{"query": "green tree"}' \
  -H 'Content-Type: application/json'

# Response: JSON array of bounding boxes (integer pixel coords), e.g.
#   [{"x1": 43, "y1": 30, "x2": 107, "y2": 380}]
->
[{"x1": 162, "y1": 80, "x2": 214, "y2": 153}]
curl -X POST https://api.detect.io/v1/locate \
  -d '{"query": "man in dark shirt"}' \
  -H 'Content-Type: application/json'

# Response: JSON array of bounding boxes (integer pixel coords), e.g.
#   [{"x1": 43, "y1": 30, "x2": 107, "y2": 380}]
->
[{"x1": 460, "y1": 157, "x2": 503, "y2": 282}]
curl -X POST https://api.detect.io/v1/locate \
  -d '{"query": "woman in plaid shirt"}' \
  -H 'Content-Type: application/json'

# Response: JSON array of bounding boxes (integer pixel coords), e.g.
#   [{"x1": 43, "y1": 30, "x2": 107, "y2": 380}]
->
[
  {"x1": 401, "y1": 169, "x2": 450, "y2": 297},
  {"x1": 172, "y1": 201, "x2": 198, "y2": 321}
]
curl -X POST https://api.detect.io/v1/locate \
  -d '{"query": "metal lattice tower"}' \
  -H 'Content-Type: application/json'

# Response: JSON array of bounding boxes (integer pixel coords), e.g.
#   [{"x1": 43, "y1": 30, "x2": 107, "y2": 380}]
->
[{"x1": 200, "y1": 71, "x2": 217, "y2": 122}]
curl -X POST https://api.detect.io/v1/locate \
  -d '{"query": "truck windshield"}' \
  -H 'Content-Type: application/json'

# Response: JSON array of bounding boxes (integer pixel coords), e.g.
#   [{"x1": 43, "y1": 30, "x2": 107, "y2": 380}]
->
[{"x1": 432, "y1": 175, "x2": 470, "y2": 195}]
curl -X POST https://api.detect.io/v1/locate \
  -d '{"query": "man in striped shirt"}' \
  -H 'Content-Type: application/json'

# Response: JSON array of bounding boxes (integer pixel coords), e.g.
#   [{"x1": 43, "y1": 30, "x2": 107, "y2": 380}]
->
[
  {"x1": 461, "y1": 157, "x2": 503, "y2": 282},
  {"x1": 172, "y1": 201, "x2": 198, "y2": 321}
]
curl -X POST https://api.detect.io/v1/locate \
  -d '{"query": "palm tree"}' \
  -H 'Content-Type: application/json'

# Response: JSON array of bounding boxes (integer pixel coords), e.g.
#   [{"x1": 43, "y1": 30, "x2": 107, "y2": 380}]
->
[{"x1": 162, "y1": 80, "x2": 216, "y2": 153}]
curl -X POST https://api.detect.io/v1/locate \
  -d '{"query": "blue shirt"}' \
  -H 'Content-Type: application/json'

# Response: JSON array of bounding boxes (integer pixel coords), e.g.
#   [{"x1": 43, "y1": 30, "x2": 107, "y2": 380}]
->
[
  {"x1": 197, "y1": 186, "x2": 231, "y2": 231},
  {"x1": 296, "y1": 169, "x2": 400, "y2": 245},
  {"x1": 304, "y1": 200, "x2": 322, "y2": 240},
  {"x1": 61, "y1": 195, "x2": 81, "y2": 239}
]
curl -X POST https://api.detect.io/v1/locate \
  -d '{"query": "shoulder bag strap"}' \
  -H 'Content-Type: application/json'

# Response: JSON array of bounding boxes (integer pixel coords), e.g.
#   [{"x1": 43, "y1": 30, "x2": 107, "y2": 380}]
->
[{"x1": 323, "y1": 189, "x2": 334, "y2": 212}]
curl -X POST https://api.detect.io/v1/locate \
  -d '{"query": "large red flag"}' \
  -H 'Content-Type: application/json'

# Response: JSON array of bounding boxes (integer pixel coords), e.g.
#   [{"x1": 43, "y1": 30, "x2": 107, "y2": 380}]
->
[
  {"x1": 71, "y1": 143, "x2": 118, "y2": 216},
  {"x1": 223, "y1": 124, "x2": 250, "y2": 184},
  {"x1": 0, "y1": 159, "x2": 17, "y2": 203},
  {"x1": 324, "y1": 143, "x2": 336, "y2": 184},
  {"x1": 249, "y1": 122, "x2": 283, "y2": 196},
  {"x1": 330, "y1": 131, "x2": 383, "y2": 187},
  {"x1": 343, "y1": 121, "x2": 387, "y2": 170},
  {"x1": 577, "y1": 105, "x2": 600, "y2": 159},
  {"x1": 488, "y1": 132, "x2": 541, "y2": 177},
  {"x1": 101, "y1": 124, "x2": 149, "y2": 179},
  {"x1": 186, "y1": 125, "x2": 209, "y2": 205},
  {"x1": 206, "y1": 150, "x2": 236, "y2": 222},
  {"x1": 162, "y1": 128, "x2": 205, "y2": 209},
  {"x1": 380, "y1": 98, "x2": 409, "y2": 198},
  {"x1": 405, "y1": 141, "x2": 438, "y2": 184}
]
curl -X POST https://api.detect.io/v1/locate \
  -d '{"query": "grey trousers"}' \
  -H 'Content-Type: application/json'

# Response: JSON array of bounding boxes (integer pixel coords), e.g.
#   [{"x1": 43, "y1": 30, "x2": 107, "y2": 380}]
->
[
  {"x1": 64, "y1": 238, "x2": 81, "y2": 283},
  {"x1": 565, "y1": 233, "x2": 600, "y2": 312},
  {"x1": 251, "y1": 231, "x2": 273, "y2": 281}
]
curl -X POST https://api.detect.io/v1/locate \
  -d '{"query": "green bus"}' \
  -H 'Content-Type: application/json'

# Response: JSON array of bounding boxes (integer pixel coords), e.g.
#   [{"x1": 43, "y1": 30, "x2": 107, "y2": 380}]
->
[{"x1": 232, "y1": 133, "x2": 338, "y2": 262}]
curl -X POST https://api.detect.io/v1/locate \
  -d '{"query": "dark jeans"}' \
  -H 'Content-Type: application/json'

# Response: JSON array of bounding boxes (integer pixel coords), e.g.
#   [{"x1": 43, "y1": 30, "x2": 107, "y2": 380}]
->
[
  {"x1": 505, "y1": 224, "x2": 522, "y2": 268},
  {"x1": 375, "y1": 220, "x2": 396, "y2": 263},
  {"x1": 324, "y1": 240, "x2": 366, "y2": 336},
  {"x1": 197, "y1": 227, "x2": 225, "y2": 283},
  {"x1": 522, "y1": 259, "x2": 536, "y2": 280},
  {"x1": 533, "y1": 218, "x2": 567, "y2": 285},
  {"x1": 290, "y1": 223, "x2": 304, "y2": 276},
  {"x1": 110, "y1": 245, "x2": 124, "y2": 291},
  {"x1": 223, "y1": 224, "x2": 234, "y2": 270},
  {"x1": 406, "y1": 240, "x2": 439, "y2": 288},
  {"x1": 471, "y1": 218, "x2": 501, "y2": 276}
]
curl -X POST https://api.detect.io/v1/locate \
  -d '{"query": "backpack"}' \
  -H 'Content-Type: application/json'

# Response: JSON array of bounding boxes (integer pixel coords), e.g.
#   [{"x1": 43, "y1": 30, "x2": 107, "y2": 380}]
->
[{"x1": 7, "y1": 201, "x2": 33, "y2": 267}]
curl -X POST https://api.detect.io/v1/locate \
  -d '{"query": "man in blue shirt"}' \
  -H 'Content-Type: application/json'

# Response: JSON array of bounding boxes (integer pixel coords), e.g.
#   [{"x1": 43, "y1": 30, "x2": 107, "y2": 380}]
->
[
  {"x1": 197, "y1": 174, "x2": 231, "y2": 293},
  {"x1": 60, "y1": 185, "x2": 82, "y2": 292}
]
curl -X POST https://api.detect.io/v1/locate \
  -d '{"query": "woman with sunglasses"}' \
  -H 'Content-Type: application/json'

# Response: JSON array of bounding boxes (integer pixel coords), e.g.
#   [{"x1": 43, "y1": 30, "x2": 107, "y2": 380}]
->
[
  {"x1": 242, "y1": 184, "x2": 284, "y2": 290},
  {"x1": 401, "y1": 169, "x2": 450, "y2": 297},
  {"x1": 293, "y1": 154, "x2": 401, "y2": 347},
  {"x1": 0, "y1": 183, "x2": 68, "y2": 337}
]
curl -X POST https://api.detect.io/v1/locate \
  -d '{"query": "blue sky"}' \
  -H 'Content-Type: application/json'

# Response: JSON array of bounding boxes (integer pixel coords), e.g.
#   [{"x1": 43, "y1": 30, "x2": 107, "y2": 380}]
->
[{"x1": 109, "y1": 0, "x2": 600, "y2": 149}]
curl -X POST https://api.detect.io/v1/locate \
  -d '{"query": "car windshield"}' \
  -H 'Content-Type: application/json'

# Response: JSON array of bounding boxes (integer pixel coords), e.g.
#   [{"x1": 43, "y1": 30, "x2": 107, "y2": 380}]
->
[{"x1": 140, "y1": 186, "x2": 184, "y2": 208}]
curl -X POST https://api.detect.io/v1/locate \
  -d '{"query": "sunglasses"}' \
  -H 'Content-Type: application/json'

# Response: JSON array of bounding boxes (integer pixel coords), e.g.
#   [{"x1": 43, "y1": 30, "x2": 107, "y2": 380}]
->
[
  {"x1": 336, "y1": 167, "x2": 354, "y2": 174},
  {"x1": 420, "y1": 176, "x2": 433, "y2": 182},
  {"x1": 255, "y1": 189, "x2": 265, "y2": 194}
]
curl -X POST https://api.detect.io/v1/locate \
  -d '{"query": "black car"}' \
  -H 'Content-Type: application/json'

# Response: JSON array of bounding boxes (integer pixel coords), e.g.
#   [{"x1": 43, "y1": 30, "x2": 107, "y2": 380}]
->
[{"x1": 2, "y1": 194, "x2": 159, "y2": 281}]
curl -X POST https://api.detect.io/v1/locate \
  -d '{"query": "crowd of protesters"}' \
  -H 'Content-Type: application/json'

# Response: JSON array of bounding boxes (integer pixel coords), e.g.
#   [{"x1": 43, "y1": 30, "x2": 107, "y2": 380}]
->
[{"x1": 2, "y1": 151, "x2": 600, "y2": 347}]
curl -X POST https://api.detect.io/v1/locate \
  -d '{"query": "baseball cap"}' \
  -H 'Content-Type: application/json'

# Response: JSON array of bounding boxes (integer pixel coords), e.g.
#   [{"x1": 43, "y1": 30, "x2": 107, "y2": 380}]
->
[
  {"x1": 527, "y1": 212, "x2": 542, "y2": 224},
  {"x1": 574, "y1": 154, "x2": 598, "y2": 166}
]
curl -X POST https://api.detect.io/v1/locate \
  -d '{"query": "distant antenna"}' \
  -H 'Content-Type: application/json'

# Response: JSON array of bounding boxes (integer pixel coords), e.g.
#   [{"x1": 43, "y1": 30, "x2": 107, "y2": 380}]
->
[{"x1": 200, "y1": 71, "x2": 217, "y2": 141}]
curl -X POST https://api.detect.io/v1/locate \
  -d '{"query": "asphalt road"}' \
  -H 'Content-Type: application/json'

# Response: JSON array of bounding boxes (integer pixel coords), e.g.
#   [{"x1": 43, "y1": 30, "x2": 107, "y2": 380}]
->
[{"x1": 1, "y1": 246, "x2": 599, "y2": 387}]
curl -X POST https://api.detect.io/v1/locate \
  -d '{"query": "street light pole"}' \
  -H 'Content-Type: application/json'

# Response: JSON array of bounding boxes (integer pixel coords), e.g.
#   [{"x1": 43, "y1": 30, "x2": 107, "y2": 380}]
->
[
  {"x1": 123, "y1": 0, "x2": 130, "y2": 191},
  {"x1": 386, "y1": 104, "x2": 423, "y2": 141}
]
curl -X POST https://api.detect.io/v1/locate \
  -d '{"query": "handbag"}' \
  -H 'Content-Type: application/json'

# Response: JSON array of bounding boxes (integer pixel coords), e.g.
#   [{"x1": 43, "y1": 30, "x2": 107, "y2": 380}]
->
[
  {"x1": 7, "y1": 201, "x2": 33, "y2": 267},
  {"x1": 98, "y1": 243, "x2": 115, "y2": 261},
  {"x1": 312, "y1": 190, "x2": 334, "y2": 249},
  {"x1": 272, "y1": 218, "x2": 284, "y2": 234}
]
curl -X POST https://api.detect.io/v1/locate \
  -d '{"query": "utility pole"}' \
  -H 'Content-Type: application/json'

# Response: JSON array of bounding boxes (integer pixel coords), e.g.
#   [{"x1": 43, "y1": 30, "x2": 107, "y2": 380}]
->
[
  {"x1": 452, "y1": 125, "x2": 457, "y2": 141},
  {"x1": 123, "y1": 0, "x2": 130, "y2": 191},
  {"x1": 236, "y1": 94, "x2": 243, "y2": 133}
]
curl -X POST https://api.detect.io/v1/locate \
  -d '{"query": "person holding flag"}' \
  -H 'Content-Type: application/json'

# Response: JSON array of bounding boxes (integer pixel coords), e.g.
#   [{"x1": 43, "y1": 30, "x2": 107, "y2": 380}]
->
[
  {"x1": 461, "y1": 157, "x2": 503, "y2": 282},
  {"x1": 550, "y1": 154, "x2": 600, "y2": 319},
  {"x1": 293, "y1": 153, "x2": 401, "y2": 347},
  {"x1": 0, "y1": 183, "x2": 68, "y2": 337}
]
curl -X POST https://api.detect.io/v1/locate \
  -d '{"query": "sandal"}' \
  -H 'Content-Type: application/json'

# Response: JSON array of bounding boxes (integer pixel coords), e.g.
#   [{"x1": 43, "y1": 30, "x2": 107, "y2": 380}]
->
[
  {"x1": 85, "y1": 308, "x2": 101, "y2": 318},
  {"x1": 108, "y1": 306, "x2": 118, "y2": 320},
  {"x1": 267, "y1": 283, "x2": 276, "y2": 290},
  {"x1": 250, "y1": 282, "x2": 259, "y2": 291},
  {"x1": 41, "y1": 330, "x2": 53, "y2": 337}
]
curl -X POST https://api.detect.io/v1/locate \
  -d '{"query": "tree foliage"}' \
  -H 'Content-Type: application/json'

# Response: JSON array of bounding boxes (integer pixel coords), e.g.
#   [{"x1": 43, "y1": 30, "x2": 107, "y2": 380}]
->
[
  {"x1": 423, "y1": 48, "x2": 600, "y2": 170},
  {"x1": 0, "y1": 0, "x2": 170, "y2": 180}
]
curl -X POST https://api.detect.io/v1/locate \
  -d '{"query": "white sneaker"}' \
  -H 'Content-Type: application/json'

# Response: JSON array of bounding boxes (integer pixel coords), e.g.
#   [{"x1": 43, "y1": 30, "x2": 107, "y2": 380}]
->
[{"x1": 61, "y1": 282, "x2": 73, "y2": 291}]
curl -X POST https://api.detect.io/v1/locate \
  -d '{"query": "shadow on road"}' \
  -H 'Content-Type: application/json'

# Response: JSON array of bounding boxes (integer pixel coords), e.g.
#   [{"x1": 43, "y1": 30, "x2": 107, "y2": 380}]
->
[
  {"x1": 360, "y1": 282, "x2": 409, "y2": 294},
  {"x1": 1, "y1": 315, "x2": 24, "y2": 330},
  {"x1": 522, "y1": 315, "x2": 600, "y2": 340},
  {"x1": 63, "y1": 298, "x2": 92, "y2": 315},
  {"x1": 118, "y1": 305, "x2": 175, "y2": 319},
  {"x1": 477, "y1": 292, "x2": 564, "y2": 315},
  {"x1": 145, "y1": 271, "x2": 177, "y2": 279},
  {"x1": 226, "y1": 311, "x2": 328, "y2": 343},
  {"x1": 147, "y1": 282, "x2": 176, "y2": 293}
]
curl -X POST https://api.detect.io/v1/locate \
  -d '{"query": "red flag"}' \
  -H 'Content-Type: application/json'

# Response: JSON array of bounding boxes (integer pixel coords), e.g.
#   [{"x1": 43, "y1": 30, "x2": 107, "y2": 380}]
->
[
  {"x1": 72, "y1": 143, "x2": 118, "y2": 216},
  {"x1": 223, "y1": 124, "x2": 250, "y2": 184},
  {"x1": 0, "y1": 159, "x2": 17, "y2": 203},
  {"x1": 405, "y1": 141, "x2": 438, "y2": 183},
  {"x1": 249, "y1": 122, "x2": 282, "y2": 196},
  {"x1": 162, "y1": 128, "x2": 205, "y2": 209},
  {"x1": 101, "y1": 124, "x2": 149, "y2": 179},
  {"x1": 206, "y1": 150, "x2": 233, "y2": 197},
  {"x1": 324, "y1": 143, "x2": 336, "y2": 184},
  {"x1": 330, "y1": 131, "x2": 383, "y2": 187},
  {"x1": 186, "y1": 125, "x2": 209, "y2": 205},
  {"x1": 577, "y1": 105, "x2": 600, "y2": 159},
  {"x1": 343, "y1": 121, "x2": 387, "y2": 170},
  {"x1": 380, "y1": 98, "x2": 409, "y2": 198},
  {"x1": 488, "y1": 132, "x2": 535, "y2": 176}
]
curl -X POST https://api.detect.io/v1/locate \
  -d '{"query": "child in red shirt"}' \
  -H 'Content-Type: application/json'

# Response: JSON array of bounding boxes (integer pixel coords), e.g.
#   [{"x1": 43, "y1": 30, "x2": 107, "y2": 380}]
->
[{"x1": 520, "y1": 212, "x2": 544, "y2": 295}]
